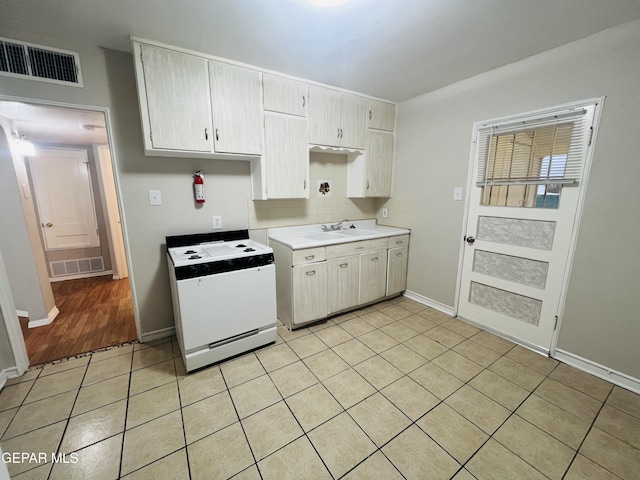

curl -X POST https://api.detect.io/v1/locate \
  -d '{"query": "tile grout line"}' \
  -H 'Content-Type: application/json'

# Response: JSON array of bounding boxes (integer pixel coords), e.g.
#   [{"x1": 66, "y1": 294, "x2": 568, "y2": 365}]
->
[
  {"x1": 116, "y1": 348, "x2": 135, "y2": 479},
  {"x1": 173, "y1": 344, "x2": 194, "y2": 480}
]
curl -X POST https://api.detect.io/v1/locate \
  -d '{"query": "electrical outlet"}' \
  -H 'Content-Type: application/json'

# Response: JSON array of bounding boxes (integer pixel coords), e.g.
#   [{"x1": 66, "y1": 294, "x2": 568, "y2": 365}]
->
[
  {"x1": 382, "y1": 207, "x2": 389, "y2": 219},
  {"x1": 453, "y1": 187, "x2": 463, "y2": 201},
  {"x1": 148, "y1": 190, "x2": 162, "y2": 206},
  {"x1": 212, "y1": 215, "x2": 222, "y2": 229}
]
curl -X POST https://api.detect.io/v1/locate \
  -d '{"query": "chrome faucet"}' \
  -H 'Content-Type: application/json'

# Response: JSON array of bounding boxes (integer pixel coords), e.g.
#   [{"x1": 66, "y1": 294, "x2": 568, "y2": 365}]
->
[{"x1": 321, "y1": 220, "x2": 349, "y2": 232}]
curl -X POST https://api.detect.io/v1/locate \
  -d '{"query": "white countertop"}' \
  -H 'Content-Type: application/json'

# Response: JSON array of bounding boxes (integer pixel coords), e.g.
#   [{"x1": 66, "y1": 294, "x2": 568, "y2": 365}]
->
[{"x1": 268, "y1": 220, "x2": 410, "y2": 250}]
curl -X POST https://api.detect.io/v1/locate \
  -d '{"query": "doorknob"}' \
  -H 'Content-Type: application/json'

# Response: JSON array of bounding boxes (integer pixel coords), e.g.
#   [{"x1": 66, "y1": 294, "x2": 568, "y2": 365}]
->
[
  {"x1": 465, "y1": 236, "x2": 475, "y2": 245},
  {"x1": 45, "y1": 223, "x2": 53, "y2": 228}
]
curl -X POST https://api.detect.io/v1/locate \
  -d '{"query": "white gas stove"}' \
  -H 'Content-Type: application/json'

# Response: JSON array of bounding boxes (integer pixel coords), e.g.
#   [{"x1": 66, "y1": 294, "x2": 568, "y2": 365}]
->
[{"x1": 166, "y1": 230, "x2": 277, "y2": 372}]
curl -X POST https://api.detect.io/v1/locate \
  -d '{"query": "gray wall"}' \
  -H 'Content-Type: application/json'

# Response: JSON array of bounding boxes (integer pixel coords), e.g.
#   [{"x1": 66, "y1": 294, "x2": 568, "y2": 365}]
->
[
  {"x1": 391, "y1": 21, "x2": 640, "y2": 378},
  {"x1": 0, "y1": 125, "x2": 53, "y2": 320},
  {"x1": 0, "y1": 35, "x2": 256, "y2": 337}
]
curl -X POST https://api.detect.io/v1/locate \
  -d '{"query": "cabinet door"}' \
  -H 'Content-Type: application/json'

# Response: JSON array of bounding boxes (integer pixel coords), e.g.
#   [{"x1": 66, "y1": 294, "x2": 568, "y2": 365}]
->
[
  {"x1": 140, "y1": 45, "x2": 211, "y2": 152},
  {"x1": 209, "y1": 61, "x2": 262, "y2": 155},
  {"x1": 359, "y1": 250, "x2": 388, "y2": 305},
  {"x1": 340, "y1": 94, "x2": 366, "y2": 149},
  {"x1": 367, "y1": 99, "x2": 395, "y2": 131},
  {"x1": 365, "y1": 130, "x2": 394, "y2": 197},
  {"x1": 263, "y1": 74, "x2": 307, "y2": 117},
  {"x1": 386, "y1": 246, "x2": 408, "y2": 296},
  {"x1": 264, "y1": 114, "x2": 309, "y2": 198},
  {"x1": 327, "y1": 256, "x2": 359, "y2": 314},
  {"x1": 308, "y1": 85, "x2": 341, "y2": 147},
  {"x1": 292, "y1": 263, "x2": 327, "y2": 324}
]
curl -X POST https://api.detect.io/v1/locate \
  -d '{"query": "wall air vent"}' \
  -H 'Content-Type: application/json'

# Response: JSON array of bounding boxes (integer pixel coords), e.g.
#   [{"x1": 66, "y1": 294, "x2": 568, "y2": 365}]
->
[{"x1": 0, "y1": 36, "x2": 83, "y2": 87}]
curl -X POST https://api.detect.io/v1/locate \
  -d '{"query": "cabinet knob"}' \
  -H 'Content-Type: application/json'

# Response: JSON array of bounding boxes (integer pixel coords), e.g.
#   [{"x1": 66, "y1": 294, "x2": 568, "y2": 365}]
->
[
  {"x1": 306, "y1": 270, "x2": 316, "y2": 276},
  {"x1": 215, "y1": 129, "x2": 219, "y2": 141},
  {"x1": 302, "y1": 96, "x2": 305, "y2": 107},
  {"x1": 305, "y1": 255, "x2": 315, "y2": 260},
  {"x1": 369, "y1": 110, "x2": 372, "y2": 120},
  {"x1": 396, "y1": 240, "x2": 402, "y2": 244},
  {"x1": 45, "y1": 222, "x2": 53, "y2": 228},
  {"x1": 303, "y1": 179, "x2": 306, "y2": 190},
  {"x1": 366, "y1": 181, "x2": 370, "y2": 190},
  {"x1": 371, "y1": 257, "x2": 378, "y2": 262},
  {"x1": 339, "y1": 263, "x2": 348, "y2": 268},
  {"x1": 396, "y1": 253, "x2": 403, "y2": 257},
  {"x1": 337, "y1": 128, "x2": 340, "y2": 139},
  {"x1": 204, "y1": 128, "x2": 208, "y2": 140}
]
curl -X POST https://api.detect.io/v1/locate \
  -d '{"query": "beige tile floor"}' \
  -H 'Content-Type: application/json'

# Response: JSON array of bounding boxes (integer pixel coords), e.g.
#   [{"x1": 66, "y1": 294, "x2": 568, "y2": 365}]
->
[{"x1": 1, "y1": 297, "x2": 639, "y2": 479}]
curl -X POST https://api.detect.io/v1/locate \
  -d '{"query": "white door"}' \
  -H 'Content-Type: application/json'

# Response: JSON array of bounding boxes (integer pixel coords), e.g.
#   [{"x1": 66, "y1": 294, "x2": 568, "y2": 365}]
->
[
  {"x1": 140, "y1": 44, "x2": 212, "y2": 152},
  {"x1": 29, "y1": 148, "x2": 100, "y2": 250},
  {"x1": 339, "y1": 93, "x2": 366, "y2": 150},
  {"x1": 456, "y1": 101, "x2": 599, "y2": 352},
  {"x1": 359, "y1": 250, "x2": 387, "y2": 304},
  {"x1": 262, "y1": 74, "x2": 307, "y2": 117},
  {"x1": 209, "y1": 61, "x2": 262, "y2": 155},
  {"x1": 264, "y1": 113, "x2": 309, "y2": 198},
  {"x1": 308, "y1": 86, "x2": 341, "y2": 147},
  {"x1": 365, "y1": 130, "x2": 394, "y2": 197}
]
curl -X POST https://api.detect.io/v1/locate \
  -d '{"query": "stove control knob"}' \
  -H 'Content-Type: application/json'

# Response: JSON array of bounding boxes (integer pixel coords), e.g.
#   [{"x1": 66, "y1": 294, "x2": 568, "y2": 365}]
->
[
  {"x1": 247, "y1": 256, "x2": 255, "y2": 265},
  {"x1": 202, "y1": 264, "x2": 211, "y2": 273},
  {"x1": 189, "y1": 266, "x2": 198, "y2": 276}
]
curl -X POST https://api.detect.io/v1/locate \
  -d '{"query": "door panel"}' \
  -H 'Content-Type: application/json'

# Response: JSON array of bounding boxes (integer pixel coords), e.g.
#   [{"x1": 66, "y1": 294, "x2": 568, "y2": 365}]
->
[
  {"x1": 141, "y1": 44, "x2": 211, "y2": 152},
  {"x1": 264, "y1": 114, "x2": 308, "y2": 198},
  {"x1": 30, "y1": 149, "x2": 100, "y2": 250},
  {"x1": 359, "y1": 250, "x2": 387, "y2": 304},
  {"x1": 327, "y1": 256, "x2": 359, "y2": 314},
  {"x1": 457, "y1": 103, "x2": 598, "y2": 352}
]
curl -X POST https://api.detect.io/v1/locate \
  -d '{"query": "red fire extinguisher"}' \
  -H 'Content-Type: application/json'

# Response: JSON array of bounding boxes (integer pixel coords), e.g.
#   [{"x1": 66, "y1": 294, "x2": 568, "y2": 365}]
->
[{"x1": 193, "y1": 171, "x2": 205, "y2": 204}]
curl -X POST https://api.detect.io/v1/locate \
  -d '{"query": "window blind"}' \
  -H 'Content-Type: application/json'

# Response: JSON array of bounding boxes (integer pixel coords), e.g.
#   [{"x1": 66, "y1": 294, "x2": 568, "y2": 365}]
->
[{"x1": 476, "y1": 108, "x2": 589, "y2": 186}]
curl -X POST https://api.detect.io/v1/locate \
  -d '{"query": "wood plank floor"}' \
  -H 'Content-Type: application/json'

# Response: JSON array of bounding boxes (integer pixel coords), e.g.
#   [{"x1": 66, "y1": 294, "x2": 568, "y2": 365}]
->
[{"x1": 19, "y1": 276, "x2": 137, "y2": 366}]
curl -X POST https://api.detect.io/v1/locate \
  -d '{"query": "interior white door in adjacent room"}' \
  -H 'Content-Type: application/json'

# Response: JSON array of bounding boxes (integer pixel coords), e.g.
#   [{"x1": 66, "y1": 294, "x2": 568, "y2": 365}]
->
[
  {"x1": 29, "y1": 148, "x2": 100, "y2": 250},
  {"x1": 456, "y1": 101, "x2": 600, "y2": 353}
]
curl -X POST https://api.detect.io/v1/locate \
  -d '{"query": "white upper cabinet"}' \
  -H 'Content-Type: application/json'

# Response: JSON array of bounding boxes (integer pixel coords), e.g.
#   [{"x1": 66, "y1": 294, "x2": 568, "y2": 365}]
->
[
  {"x1": 308, "y1": 86, "x2": 366, "y2": 149},
  {"x1": 347, "y1": 130, "x2": 394, "y2": 198},
  {"x1": 308, "y1": 86, "x2": 342, "y2": 147},
  {"x1": 367, "y1": 99, "x2": 395, "y2": 132},
  {"x1": 263, "y1": 74, "x2": 307, "y2": 117},
  {"x1": 264, "y1": 113, "x2": 309, "y2": 198},
  {"x1": 365, "y1": 130, "x2": 394, "y2": 197},
  {"x1": 209, "y1": 61, "x2": 262, "y2": 155},
  {"x1": 340, "y1": 94, "x2": 366, "y2": 149},
  {"x1": 137, "y1": 44, "x2": 212, "y2": 152}
]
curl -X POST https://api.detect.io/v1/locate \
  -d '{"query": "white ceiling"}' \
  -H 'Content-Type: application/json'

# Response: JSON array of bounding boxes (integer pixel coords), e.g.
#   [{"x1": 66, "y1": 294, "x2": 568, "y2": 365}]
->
[
  {"x1": 1, "y1": 0, "x2": 640, "y2": 101},
  {"x1": 0, "y1": 102, "x2": 108, "y2": 145}
]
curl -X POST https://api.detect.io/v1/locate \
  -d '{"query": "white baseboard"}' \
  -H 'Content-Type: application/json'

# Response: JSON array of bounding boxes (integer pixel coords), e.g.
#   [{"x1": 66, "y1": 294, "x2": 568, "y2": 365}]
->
[
  {"x1": 403, "y1": 290, "x2": 455, "y2": 316},
  {"x1": 49, "y1": 270, "x2": 113, "y2": 282},
  {"x1": 16, "y1": 310, "x2": 28, "y2": 318},
  {"x1": 28, "y1": 306, "x2": 59, "y2": 328},
  {"x1": 554, "y1": 349, "x2": 640, "y2": 395},
  {"x1": 141, "y1": 327, "x2": 175, "y2": 343},
  {"x1": 0, "y1": 366, "x2": 21, "y2": 390}
]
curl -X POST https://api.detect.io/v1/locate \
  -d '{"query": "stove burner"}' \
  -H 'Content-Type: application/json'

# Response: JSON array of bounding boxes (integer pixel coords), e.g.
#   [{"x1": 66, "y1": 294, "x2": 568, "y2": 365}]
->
[
  {"x1": 189, "y1": 254, "x2": 202, "y2": 259},
  {"x1": 243, "y1": 248, "x2": 255, "y2": 252},
  {"x1": 185, "y1": 249, "x2": 197, "y2": 254},
  {"x1": 235, "y1": 244, "x2": 247, "y2": 248}
]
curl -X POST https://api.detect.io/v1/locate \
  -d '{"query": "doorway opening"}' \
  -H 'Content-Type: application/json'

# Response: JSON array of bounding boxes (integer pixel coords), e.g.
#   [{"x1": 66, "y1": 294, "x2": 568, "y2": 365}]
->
[{"x1": 0, "y1": 100, "x2": 138, "y2": 365}]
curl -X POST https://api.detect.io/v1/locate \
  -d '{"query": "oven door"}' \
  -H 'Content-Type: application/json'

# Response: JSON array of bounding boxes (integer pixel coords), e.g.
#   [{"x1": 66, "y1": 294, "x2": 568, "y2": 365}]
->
[{"x1": 174, "y1": 264, "x2": 276, "y2": 351}]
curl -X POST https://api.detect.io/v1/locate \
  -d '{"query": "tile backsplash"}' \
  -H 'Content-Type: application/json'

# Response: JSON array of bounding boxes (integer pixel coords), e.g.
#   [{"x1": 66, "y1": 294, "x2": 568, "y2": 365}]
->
[{"x1": 248, "y1": 152, "x2": 380, "y2": 229}]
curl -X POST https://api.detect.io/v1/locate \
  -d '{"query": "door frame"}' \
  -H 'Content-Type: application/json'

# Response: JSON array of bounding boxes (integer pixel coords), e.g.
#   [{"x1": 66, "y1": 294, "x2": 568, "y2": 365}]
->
[
  {"x1": 453, "y1": 97, "x2": 605, "y2": 356},
  {"x1": 0, "y1": 95, "x2": 142, "y2": 367}
]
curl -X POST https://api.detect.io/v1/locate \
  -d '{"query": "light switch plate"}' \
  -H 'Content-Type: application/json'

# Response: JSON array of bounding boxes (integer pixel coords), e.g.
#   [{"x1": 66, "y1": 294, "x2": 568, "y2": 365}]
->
[
  {"x1": 148, "y1": 190, "x2": 162, "y2": 206},
  {"x1": 382, "y1": 207, "x2": 389, "y2": 218},
  {"x1": 212, "y1": 216, "x2": 222, "y2": 229},
  {"x1": 453, "y1": 187, "x2": 463, "y2": 201}
]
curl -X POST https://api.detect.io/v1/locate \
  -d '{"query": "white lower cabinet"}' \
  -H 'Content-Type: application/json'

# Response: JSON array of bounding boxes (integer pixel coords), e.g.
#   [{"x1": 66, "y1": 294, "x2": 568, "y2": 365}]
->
[
  {"x1": 327, "y1": 256, "x2": 359, "y2": 314},
  {"x1": 386, "y1": 246, "x2": 408, "y2": 296},
  {"x1": 359, "y1": 250, "x2": 388, "y2": 304},
  {"x1": 292, "y1": 262, "x2": 327, "y2": 325},
  {"x1": 272, "y1": 234, "x2": 408, "y2": 329}
]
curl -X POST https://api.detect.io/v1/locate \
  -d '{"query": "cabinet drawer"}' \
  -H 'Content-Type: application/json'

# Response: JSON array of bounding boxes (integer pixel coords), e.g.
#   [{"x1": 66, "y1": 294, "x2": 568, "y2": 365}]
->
[
  {"x1": 292, "y1": 247, "x2": 326, "y2": 266},
  {"x1": 388, "y1": 235, "x2": 410, "y2": 249},
  {"x1": 326, "y1": 238, "x2": 388, "y2": 260}
]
